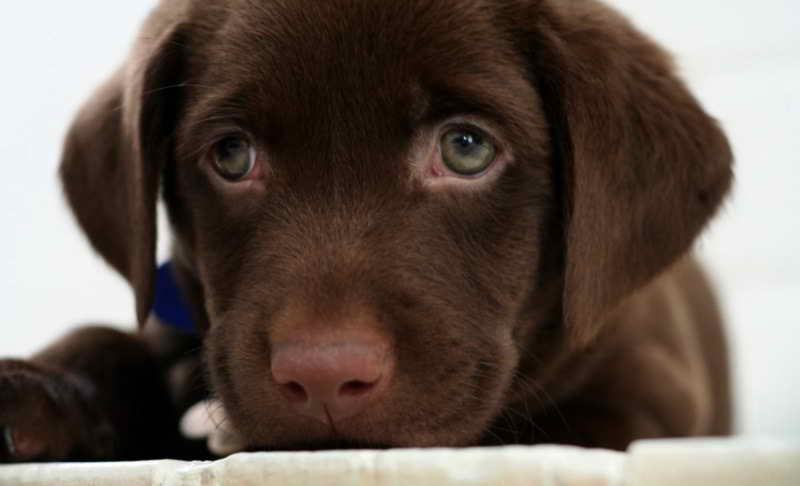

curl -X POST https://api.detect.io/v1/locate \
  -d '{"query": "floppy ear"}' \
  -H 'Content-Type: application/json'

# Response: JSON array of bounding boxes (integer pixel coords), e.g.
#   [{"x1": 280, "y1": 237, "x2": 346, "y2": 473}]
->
[
  {"x1": 60, "y1": 16, "x2": 187, "y2": 327},
  {"x1": 520, "y1": 2, "x2": 733, "y2": 346}
]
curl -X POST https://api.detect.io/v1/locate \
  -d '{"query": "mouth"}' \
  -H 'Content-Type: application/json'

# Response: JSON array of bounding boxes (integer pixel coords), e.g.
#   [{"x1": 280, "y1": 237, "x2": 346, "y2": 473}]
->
[{"x1": 248, "y1": 438, "x2": 394, "y2": 452}]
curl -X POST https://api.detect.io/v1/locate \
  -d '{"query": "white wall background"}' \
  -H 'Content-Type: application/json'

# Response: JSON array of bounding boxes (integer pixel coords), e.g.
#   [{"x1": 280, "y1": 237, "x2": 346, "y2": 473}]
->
[{"x1": 0, "y1": 1, "x2": 798, "y2": 439}]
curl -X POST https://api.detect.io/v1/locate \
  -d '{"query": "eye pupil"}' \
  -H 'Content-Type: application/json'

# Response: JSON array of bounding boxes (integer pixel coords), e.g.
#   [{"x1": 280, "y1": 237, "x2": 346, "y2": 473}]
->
[
  {"x1": 221, "y1": 138, "x2": 245, "y2": 156},
  {"x1": 455, "y1": 133, "x2": 479, "y2": 148}
]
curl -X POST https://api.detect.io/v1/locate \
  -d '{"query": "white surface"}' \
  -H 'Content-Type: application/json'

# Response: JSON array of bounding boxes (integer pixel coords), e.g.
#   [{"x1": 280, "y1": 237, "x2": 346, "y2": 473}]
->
[
  {"x1": 1, "y1": 439, "x2": 798, "y2": 486},
  {"x1": 0, "y1": 1, "x2": 798, "y2": 439},
  {"x1": 627, "y1": 439, "x2": 800, "y2": 486}
]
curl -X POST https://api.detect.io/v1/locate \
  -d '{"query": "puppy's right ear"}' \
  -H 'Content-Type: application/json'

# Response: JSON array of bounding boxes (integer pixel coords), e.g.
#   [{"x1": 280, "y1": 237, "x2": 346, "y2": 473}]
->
[{"x1": 60, "y1": 15, "x2": 187, "y2": 327}]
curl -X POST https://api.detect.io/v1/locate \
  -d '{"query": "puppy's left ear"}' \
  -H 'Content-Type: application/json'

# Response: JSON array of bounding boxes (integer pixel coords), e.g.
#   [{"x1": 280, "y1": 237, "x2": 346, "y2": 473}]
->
[
  {"x1": 514, "y1": 2, "x2": 734, "y2": 346},
  {"x1": 60, "y1": 12, "x2": 188, "y2": 327}
]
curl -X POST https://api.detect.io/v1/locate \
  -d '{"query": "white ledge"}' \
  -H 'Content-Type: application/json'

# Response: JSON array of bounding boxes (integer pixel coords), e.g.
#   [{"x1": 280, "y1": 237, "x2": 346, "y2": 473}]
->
[{"x1": 1, "y1": 438, "x2": 798, "y2": 486}]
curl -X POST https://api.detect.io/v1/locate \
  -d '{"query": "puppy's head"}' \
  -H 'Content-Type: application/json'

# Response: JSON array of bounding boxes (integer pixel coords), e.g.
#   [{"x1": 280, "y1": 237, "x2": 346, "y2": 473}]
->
[{"x1": 61, "y1": 0, "x2": 731, "y2": 448}]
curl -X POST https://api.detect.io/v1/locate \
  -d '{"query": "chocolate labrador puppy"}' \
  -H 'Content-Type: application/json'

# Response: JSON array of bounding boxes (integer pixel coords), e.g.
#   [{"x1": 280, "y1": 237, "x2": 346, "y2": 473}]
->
[{"x1": 0, "y1": 0, "x2": 733, "y2": 462}]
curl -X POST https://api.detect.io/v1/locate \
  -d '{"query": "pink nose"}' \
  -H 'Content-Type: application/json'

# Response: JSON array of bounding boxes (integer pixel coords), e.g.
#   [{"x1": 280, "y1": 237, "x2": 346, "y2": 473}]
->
[{"x1": 271, "y1": 341, "x2": 392, "y2": 424}]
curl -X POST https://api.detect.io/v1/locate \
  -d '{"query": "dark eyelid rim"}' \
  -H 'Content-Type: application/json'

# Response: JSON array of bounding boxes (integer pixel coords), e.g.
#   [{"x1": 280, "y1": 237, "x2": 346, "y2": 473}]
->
[{"x1": 412, "y1": 114, "x2": 511, "y2": 189}]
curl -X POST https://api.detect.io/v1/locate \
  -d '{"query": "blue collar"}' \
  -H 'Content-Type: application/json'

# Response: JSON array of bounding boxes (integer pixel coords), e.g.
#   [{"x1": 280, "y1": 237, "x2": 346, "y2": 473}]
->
[{"x1": 153, "y1": 261, "x2": 198, "y2": 334}]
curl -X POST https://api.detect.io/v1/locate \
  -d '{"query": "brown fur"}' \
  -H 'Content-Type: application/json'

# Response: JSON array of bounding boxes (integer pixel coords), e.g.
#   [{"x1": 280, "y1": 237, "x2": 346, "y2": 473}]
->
[{"x1": 0, "y1": 0, "x2": 732, "y2": 461}]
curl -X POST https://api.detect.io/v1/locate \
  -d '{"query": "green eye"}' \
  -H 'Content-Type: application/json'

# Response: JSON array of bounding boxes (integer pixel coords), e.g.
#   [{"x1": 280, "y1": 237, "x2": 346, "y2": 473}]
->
[
  {"x1": 440, "y1": 129, "x2": 496, "y2": 176},
  {"x1": 213, "y1": 136, "x2": 255, "y2": 181}
]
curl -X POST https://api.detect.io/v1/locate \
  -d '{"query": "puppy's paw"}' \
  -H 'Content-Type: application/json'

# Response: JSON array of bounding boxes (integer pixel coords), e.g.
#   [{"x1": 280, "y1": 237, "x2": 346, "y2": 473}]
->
[
  {"x1": 0, "y1": 359, "x2": 113, "y2": 462},
  {"x1": 180, "y1": 400, "x2": 248, "y2": 456}
]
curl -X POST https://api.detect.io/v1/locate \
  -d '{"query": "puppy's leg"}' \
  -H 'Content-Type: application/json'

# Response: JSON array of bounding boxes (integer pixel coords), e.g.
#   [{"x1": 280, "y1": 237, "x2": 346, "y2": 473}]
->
[{"x1": 0, "y1": 326, "x2": 183, "y2": 462}]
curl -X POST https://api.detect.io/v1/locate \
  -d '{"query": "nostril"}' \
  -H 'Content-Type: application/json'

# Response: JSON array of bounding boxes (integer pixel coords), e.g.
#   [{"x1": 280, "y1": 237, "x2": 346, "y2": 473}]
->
[
  {"x1": 338, "y1": 378, "x2": 378, "y2": 397},
  {"x1": 281, "y1": 381, "x2": 309, "y2": 404},
  {"x1": 271, "y1": 338, "x2": 394, "y2": 424}
]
